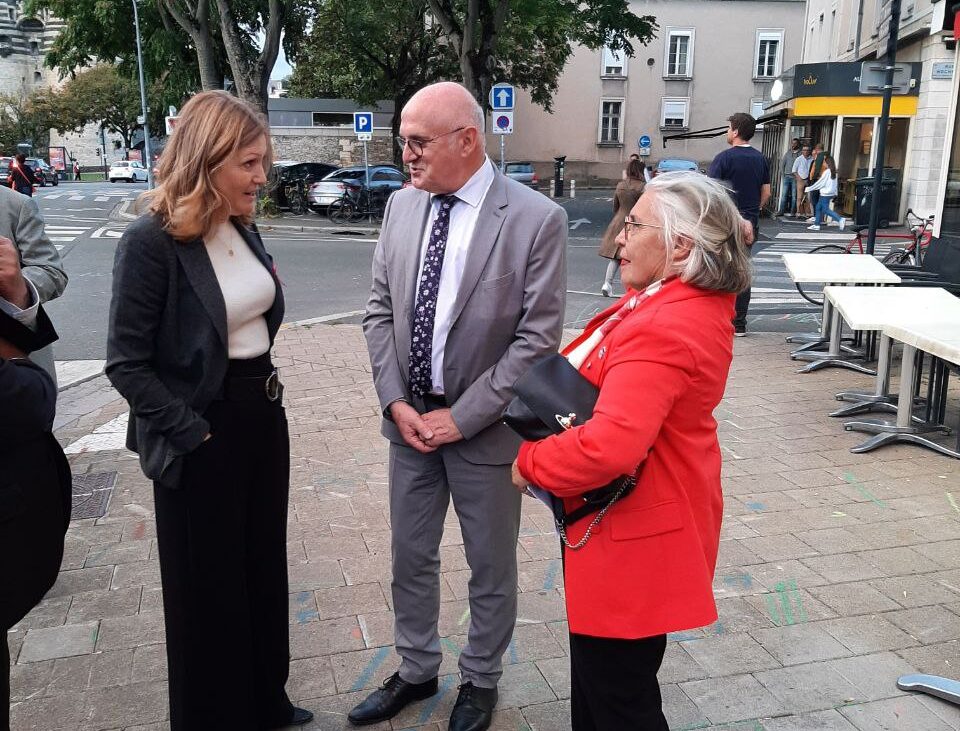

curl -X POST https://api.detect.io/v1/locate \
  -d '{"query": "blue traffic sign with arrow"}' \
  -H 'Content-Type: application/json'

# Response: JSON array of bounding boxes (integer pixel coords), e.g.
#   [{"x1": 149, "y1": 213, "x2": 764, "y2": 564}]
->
[{"x1": 490, "y1": 83, "x2": 514, "y2": 110}]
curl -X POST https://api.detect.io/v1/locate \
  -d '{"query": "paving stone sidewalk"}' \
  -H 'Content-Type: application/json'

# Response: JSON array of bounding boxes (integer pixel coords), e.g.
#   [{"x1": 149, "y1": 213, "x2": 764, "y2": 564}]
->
[{"x1": 9, "y1": 325, "x2": 960, "y2": 730}]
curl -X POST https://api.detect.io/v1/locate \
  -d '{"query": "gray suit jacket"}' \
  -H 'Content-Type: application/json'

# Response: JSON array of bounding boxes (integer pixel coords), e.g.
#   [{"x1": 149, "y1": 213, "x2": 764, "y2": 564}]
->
[
  {"x1": 363, "y1": 169, "x2": 567, "y2": 465},
  {"x1": 106, "y1": 213, "x2": 284, "y2": 489},
  {"x1": 0, "y1": 184, "x2": 68, "y2": 381}
]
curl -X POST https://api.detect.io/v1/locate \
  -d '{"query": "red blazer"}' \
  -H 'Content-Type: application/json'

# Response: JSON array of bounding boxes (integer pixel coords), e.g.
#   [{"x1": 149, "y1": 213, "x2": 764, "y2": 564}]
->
[{"x1": 517, "y1": 278, "x2": 735, "y2": 639}]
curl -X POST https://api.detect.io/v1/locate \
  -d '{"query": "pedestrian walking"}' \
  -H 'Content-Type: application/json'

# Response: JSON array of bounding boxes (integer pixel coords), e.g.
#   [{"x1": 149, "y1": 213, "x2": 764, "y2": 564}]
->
[
  {"x1": 0, "y1": 181, "x2": 68, "y2": 384},
  {"x1": 512, "y1": 172, "x2": 750, "y2": 731},
  {"x1": 358, "y1": 81, "x2": 567, "y2": 731},
  {"x1": 708, "y1": 112, "x2": 770, "y2": 336},
  {"x1": 73, "y1": 160, "x2": 81, "y2": 181},
  {"x1": 792, "y1": 145, "x2": 813, "y2": 217},
  {"x1": 806, "y1": 154, "x2": 846, "y2": 231},
  {"x1": 599, "y1": 159, "x2": 645, "y2": 296},
  {"x1": 106, "y1": 90, "x2": 311, "y2": 731},
  {"x1": 0, "y1": 240, "x2": 71, "y2": 731},
  {"x1": 806, "y1": 143, "x2": 826, "y2": 221},
  {"x1": 777, "y1": 138, "x2": 800, "y2": 217},
  {"x1": 8, "y1": 154, "x2": 37, "y2": 196}
]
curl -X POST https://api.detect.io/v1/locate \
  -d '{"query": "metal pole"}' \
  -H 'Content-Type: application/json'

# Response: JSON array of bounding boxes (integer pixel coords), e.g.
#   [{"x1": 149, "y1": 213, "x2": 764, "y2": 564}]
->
[
  {"x1": 132, "y1": 0, "x2": 153, "y2": 189},
  {"x1": 500, "y1": 135, "x2": 505, "y2": 172},
  {"x1": 363, "y1": 139, "x2": 370, "y2": 223},
  {"x1": 866, "y1": 0, "x2": 901, "y2": 255}
]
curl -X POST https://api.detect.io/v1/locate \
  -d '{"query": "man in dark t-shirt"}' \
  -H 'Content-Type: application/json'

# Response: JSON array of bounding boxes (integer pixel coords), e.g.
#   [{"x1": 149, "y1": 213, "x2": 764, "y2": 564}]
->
[{"x1": 709, "y1": 112, "x2": 770, "y2": 335}]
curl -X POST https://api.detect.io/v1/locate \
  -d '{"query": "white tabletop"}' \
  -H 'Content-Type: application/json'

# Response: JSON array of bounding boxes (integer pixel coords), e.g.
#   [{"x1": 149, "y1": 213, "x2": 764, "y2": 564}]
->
[
  {"x1": 882, "y1": 320, "x2": 960, "y2": 366},
  {"x1": 781, "y1": 254, "x2": 902, "y2": 285},
  {"x1": 824, "y1": 286, "x2": 960, "y2": 331}
]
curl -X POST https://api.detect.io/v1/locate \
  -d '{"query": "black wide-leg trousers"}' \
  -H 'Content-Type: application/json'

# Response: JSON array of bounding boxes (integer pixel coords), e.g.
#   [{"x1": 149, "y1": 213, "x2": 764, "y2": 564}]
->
[
  {"x1": 153, "y1": 366, "x2": 293, "y2": 731},
  {"x1": 569, "y1": 632, "x2": 669, "y2": 731}
]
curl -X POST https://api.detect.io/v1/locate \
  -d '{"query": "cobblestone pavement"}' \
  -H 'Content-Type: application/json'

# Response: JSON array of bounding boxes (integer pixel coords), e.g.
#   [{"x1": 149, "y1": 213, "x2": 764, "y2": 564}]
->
[{"x1": 10, "y1": 325, "x2": 960, "y2": 730}]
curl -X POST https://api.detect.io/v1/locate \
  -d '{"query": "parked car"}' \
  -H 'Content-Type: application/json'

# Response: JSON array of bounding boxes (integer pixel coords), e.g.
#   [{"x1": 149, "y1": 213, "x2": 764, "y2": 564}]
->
[
  {"x1": 25, "y1": 158, "x2": 58, "y2": 186},
  {"x1": 267, "y1": 160, "x2": 338, "y2": 211},
  {"x1": 308, "y1": 165, "x2": 407, "y2": 213},
  {"x1": 504, "y1": 161, "x2": 539, "y2": 188},
  {"x1": 108, "y1": 160, "x2": 148, "y2": 182},
  {"x1": 651, "y1": 158, "x2": 702, "y2": 177}
]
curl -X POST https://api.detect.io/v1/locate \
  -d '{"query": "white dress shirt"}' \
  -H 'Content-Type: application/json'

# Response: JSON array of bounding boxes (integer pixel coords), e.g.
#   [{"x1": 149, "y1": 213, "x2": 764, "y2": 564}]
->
[
  {"x1": 0, "y1": 278, "x2": 40, "y2": 329},
  {"x1": 415, "y1": 157, "x2": 495, "y2": 394}
]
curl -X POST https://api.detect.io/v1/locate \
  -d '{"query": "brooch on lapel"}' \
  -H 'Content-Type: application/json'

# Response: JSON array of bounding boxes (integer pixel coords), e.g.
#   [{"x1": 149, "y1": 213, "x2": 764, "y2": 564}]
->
[{"x1": 598, "y1": 346, "x2": 607, "y2": 360}]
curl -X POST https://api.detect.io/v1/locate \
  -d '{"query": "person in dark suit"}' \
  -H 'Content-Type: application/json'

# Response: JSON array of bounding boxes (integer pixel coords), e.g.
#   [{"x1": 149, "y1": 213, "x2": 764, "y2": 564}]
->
[
  {"x1": 106, "y1": 91, "x2": 311, "y2": 731},
  {"x1": 0, "y1": 237, "x2": 70, "y2": 730},
  {"x1": 512, "y1": 172, "x2": 752, "y2": 730}
]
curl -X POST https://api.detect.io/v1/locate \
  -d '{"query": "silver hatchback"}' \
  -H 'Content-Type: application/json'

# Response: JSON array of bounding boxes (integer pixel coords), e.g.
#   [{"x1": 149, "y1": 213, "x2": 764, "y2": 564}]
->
[{"x1": 504, "y1": 161, "x2": 539, "y2": 189}]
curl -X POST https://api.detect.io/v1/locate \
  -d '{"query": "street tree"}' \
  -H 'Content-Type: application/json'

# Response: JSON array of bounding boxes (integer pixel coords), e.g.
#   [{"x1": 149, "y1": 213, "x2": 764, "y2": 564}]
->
[
  {"x1": 287, "y1": 0, "x2": 457, "y2": 164},
  {"x1": 425, "y1": 0, "x2": 657, "y2": 109},
  {"x1": 0, "y1": 88, "x2": 70, "y2": 154}
]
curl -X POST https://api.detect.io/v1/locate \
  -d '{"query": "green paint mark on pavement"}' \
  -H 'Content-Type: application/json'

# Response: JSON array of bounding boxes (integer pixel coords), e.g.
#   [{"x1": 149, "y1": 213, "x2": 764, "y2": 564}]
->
[
  {"x1": 843, "y1": 472, "x2": 887, "y2": 508},
  {"x1": 764, "y1": 579, "x2": 806, "y2": 626},
  {"x1": 947, "y1": 492, "x2": 960, "y2": 516},
  {"x1": 441, "y1": 637, "x2": 462, "y2": 657},
  {"x1": 458, "y1": 607, "x2": 471, "y2": 627}
]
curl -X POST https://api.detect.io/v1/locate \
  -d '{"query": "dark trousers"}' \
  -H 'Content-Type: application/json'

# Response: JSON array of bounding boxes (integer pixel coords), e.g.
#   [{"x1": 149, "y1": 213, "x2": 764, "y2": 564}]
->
[
  {"x1": 734, "y1": 219, "x2": 759, "y2": 328},
  {"x1": 153, "y1": 358, "x2": 293, "y2": 731},
  {"x1": 569, "y1": 632, "x2": 669, "y2": 730},
  {"x1": 808, "y1": 188, "x2": 820, "y2": 215}
]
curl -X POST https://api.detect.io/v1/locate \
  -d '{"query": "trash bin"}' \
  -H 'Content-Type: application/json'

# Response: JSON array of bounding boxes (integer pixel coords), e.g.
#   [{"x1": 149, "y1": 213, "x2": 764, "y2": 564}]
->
[
  {"x1": 854, "y1": 176, "x2": 898, "y2": 228},
  {"x1": 553, "y1": 156, "x2": 566, "y2": 198}
]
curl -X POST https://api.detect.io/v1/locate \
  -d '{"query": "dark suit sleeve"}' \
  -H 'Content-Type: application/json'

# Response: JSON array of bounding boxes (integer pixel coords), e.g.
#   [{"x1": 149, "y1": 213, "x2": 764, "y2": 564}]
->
[
  {"x1": 450, "y1": 204, "x2": 568, "y2": 440},
  {"x1": 362, "y1": 193, "x2": 408, "y2": 415},
  {"x1": 0, "y1": 357, "x2": 56, "y2": 439},
  {"x1": 106, "y1": 224, "x2": 210, "y2": 454}
]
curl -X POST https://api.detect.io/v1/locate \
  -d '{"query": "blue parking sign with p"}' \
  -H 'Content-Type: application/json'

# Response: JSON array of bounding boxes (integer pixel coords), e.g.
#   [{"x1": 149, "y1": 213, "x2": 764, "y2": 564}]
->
[{"x1": 354, "y1": 112, "x2": 372, "y2": 134}]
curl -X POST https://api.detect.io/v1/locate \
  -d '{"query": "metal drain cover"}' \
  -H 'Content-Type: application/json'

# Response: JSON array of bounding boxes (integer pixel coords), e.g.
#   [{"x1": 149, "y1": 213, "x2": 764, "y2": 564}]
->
[{"x1": 71, "y1": 471, "x2": 117, "y2": 520}]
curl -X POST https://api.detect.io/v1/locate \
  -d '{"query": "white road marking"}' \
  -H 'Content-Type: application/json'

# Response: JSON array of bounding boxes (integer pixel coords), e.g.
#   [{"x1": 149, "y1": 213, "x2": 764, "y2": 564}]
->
[{"x1": 64, "y1": 412, "x2": 128, "y2": 455}]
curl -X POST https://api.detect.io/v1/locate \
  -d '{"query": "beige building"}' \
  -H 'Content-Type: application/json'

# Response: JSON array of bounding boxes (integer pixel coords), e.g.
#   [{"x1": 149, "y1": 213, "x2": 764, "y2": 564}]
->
[
  {"x1": 503, "y1": 0, "x2": 806, "y2": 185},
  {"x1": 762, "y1": 0, "x2": 958, "y2": 228}
]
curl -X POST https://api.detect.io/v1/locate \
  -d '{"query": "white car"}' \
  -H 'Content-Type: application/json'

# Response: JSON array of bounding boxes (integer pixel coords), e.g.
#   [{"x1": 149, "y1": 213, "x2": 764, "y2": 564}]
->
[{"x1": 109, "y1": 160, "x2": 148, "y2": 183}]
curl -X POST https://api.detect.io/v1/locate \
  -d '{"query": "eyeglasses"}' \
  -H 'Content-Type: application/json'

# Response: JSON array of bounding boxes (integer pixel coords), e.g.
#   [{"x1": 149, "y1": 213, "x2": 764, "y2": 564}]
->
[
  {"x1": 623, "y1": 217, "x2": 662, "y2": 240},
  {"x1": 395, "y1": 127, "x2": 467, "y2": 157}
]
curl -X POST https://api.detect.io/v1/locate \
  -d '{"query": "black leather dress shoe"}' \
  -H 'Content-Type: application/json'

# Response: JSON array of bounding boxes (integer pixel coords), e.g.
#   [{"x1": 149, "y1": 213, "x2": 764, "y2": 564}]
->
[
  {"x1": 448, "y1": 682, "x2": 498, "y2": 731},
  {"x1": 265, "y1": 706, "x2": 314, "y2": 729},
  {"x1": 348, "y1": 672, "x2": 438, "y2": 726}
]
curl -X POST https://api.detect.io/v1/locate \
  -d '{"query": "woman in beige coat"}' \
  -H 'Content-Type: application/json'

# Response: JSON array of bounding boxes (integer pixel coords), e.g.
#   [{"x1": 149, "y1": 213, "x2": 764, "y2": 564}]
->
[{"x1": 599, "y1": 159, "x2": 646, "y2": 295}]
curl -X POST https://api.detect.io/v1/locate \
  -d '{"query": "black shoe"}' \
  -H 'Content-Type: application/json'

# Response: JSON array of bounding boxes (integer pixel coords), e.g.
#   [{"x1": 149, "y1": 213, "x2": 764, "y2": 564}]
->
[
  {"x1": 734, "y1": 324, "x2": 746, "y2": 337},
  {"x1": 348, "y1": 672, "x2": 438, "y2": 726},
  {"x1": 448, "y1": 682, "x2": 498, "y2": 731},
  {"x1": 265, "y1": 706, "x2": 314, "y2": 729}
]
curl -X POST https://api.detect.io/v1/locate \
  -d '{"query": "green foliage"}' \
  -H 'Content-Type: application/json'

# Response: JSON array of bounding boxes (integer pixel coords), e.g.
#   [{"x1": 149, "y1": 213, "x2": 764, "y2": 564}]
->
[{"x1": 0, "y1": 88, "x2": 70, "y2": 154}]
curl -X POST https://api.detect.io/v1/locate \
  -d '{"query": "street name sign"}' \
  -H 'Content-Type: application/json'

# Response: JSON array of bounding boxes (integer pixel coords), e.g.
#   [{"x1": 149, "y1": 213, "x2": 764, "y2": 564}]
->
[{"x1": 858, "y1": 62, "x2": 913, "y2": 95}]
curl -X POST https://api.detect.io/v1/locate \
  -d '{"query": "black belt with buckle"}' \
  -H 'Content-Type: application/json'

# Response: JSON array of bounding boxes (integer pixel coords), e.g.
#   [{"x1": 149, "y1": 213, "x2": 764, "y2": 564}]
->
[{"x1": 221, "y1": 369, "x2": 283, "y2": 403}]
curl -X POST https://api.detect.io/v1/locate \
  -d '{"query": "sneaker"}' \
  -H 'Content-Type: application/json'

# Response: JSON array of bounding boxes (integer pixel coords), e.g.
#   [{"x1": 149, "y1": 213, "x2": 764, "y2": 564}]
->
[
  {"x1": 839, "y1": 217, "x2": 846, "y2": 231},
  {"x1": 600, "y1": 282, "x2": 612, "y2": 297},
  {"x1": 807, "y1": 225, "x2": 821, "y2": 231},
  {"x1": 734, "y1": 324, "x2": 746, "y2": 337},
  {"x1": 805, "y1": 217, "x2": 816, "y2": 223}
]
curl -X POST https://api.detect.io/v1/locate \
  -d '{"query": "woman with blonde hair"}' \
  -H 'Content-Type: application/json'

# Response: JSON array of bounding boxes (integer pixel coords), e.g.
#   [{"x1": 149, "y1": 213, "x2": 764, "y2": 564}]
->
[
  {"x1": 106, "y1": 90, "x2": 312, "y2": 730},
  {"x1": 512, "y1": 171, "x2": 750, "y2": 729}
]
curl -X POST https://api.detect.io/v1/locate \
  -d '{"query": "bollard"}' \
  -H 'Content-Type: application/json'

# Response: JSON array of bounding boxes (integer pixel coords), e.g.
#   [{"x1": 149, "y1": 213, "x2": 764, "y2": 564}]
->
[
  {"x1": 570, "y1": 180, "x2": 576, "y2": 199},
  {"x1": 549, "y1": 179, "x2": 555, "y2": 198}
]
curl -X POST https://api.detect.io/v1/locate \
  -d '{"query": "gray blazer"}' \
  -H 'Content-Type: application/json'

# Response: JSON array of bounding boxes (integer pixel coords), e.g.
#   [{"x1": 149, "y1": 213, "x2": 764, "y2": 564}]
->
[
  {"x1": 0, "y1": 184, "x2": 68, "y2": 381},
  {"x1": 106, "y1": 213, "x2": 284, "y2": 488},
  {"x1": 363, "y1": 169, "x2": 567, "y2": 465}
]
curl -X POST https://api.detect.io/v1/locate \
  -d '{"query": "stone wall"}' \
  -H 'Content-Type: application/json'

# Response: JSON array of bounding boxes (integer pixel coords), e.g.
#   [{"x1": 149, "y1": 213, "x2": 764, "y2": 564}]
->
[
  {"x1": 49, "y1": 122, "x2": 127, "y2": 169},
  {"x1": 271, "y1": 127, "x2": 394, "y2": 166}
]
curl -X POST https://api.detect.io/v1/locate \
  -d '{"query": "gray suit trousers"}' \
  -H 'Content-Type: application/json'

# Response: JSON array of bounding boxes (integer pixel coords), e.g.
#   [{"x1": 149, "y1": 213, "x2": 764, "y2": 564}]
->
[{"x1": 389, "y1": 441, "x2": 521, "y2": 689}]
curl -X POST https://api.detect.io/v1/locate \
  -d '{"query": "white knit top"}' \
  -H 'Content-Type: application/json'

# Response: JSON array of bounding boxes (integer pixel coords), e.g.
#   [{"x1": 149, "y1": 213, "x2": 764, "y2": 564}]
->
[{"x1": 204, "y1": 221, "x2": 275, "y2": 359}]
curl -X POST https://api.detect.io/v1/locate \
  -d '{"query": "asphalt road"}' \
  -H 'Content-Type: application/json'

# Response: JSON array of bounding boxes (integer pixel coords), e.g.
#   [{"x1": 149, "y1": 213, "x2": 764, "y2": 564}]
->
[{"x1": 32, "y1": 181, "x2": 837, "y2": 362}]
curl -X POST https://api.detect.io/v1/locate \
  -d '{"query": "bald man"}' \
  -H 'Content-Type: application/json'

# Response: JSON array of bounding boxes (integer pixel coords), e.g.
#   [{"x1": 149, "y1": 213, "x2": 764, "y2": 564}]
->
[{"x1": 359, "y1": 82, "x2": 567, "y2": 730}]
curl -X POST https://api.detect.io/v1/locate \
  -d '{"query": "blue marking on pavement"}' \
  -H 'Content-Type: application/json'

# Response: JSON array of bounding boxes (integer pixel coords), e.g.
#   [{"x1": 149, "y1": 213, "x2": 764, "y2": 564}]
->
[
  {"x1": 508, "y1": 638, "x2": 519, "y2": 664},
  {"x1": 722, "y1": 571, "x2": 753, "y2": 591},
  {"x1": 542, "y1": 559, "x2": 560, "y2": 590},
  {"x1": 350, "y1": 646, "x2": 391, "y2": 692},
  {"x1": 418, "y1": 675, "x2": 455, "y2": 724},
  {"x1": 295, "y1": 591, "x2": 318, "y2": 624},
  {"x1": 745, "y1": 501, "x2": 766, "y2": 512}
]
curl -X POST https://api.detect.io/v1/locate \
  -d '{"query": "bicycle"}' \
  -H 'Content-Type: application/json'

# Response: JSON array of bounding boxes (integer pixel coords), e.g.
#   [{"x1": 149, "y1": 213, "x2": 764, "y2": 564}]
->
[
  {"x1": 794, "y1": 209, "x2": 935, "y2": 305},
  {"x1": 327, "y1": 186, "x2": 389, "y2": 224},
  {"x1": 283, "y1": 178, "x2": 309, "y2": 215}
]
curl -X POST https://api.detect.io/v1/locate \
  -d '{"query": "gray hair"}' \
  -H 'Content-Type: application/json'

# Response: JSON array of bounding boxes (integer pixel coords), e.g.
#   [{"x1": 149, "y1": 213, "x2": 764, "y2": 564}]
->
[{"x1": 645, "y1": 171, "x2": 752, "y2": 294}]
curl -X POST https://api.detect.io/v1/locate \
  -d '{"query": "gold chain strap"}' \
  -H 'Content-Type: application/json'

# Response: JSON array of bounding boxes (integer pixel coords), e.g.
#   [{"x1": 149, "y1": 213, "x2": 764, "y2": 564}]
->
[{"x1": 556, "y1": 475, "x2": 637, "y2": 551}]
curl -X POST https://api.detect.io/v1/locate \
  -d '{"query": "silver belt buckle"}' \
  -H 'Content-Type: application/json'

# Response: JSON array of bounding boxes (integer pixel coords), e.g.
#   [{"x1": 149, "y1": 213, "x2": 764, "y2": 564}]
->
[{"x1": 265, "y1": 370, "x2": 281, "y2": 401}]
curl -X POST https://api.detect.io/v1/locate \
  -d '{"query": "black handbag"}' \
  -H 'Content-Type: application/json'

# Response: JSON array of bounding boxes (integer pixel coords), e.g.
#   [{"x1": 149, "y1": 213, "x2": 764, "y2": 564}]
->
[{"x1": 503, "y1": 353, "x2": 638, "y2": 549}]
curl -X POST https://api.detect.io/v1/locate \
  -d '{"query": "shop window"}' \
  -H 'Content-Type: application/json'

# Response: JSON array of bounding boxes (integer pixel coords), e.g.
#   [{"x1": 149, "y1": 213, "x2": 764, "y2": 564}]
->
[
  {"x1": 661, "y1": 97, "x2": 689, "y2": 130},
  {"x1": 751, "y1": 98, "x2": 766, "y2": 128},
  {"x1": 601, "y1": 46, "x2": 626, "y2": 77},
  {"x1": 664, "y1": 29, "x2": 694, "y2": 78},
  {"x1": 755, "y1": 29, "x2": 783, "y2": 79},
  {"x1": 598, "y1": 99, "x2": 624, "y2": 144}
]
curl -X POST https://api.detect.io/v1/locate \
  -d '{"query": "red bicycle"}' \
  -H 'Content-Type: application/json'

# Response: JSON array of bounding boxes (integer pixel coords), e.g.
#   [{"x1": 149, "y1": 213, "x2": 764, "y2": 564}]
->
[{"x1": 795, "y1": 209, "x2": 935, "y2": 305}]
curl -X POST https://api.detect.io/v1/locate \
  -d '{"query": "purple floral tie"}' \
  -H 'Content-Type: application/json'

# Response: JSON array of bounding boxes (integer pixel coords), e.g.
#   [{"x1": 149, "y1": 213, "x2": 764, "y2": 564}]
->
[{"x1": 409, "y1": 194, "x2": 459, "y2": 397}]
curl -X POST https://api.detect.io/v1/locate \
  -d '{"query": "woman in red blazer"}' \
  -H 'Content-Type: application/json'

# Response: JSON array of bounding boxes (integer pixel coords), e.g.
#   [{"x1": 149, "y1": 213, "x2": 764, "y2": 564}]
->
[{"x1": 512, "y1": 171, "x2": 753, "y2": 730}]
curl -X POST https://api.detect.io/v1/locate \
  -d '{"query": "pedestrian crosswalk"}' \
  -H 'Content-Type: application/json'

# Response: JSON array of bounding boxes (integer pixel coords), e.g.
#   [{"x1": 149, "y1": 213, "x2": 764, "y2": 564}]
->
[
  {"x1": 42, "y1": 191, "x2": 137, "y2": 201},
  {"x1": 47, "y1": 225, "x2": 90, "y2": 250}
]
